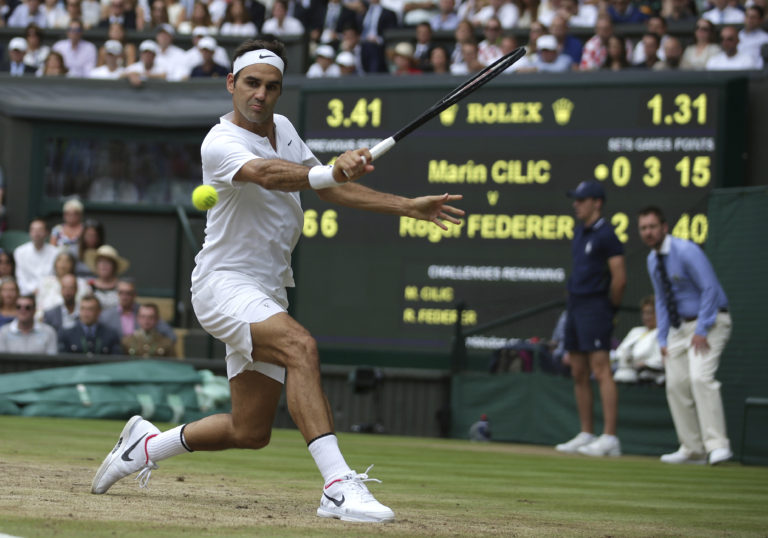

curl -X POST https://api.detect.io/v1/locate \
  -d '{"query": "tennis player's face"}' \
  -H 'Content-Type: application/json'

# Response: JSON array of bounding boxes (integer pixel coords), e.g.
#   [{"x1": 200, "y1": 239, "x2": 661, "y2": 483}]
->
[{"x1": 228, "y1": 63, "x2": 283, "y2": 134}]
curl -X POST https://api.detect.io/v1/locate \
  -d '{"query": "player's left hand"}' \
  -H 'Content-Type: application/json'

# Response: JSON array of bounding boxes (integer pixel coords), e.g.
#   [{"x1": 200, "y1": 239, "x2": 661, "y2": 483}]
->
[
  {"x1": 691, "y1": 334, "x2": 710, "y2": 355},
  {"x1": 408, "y1": 193, "x2": 465, "y2": 230}
]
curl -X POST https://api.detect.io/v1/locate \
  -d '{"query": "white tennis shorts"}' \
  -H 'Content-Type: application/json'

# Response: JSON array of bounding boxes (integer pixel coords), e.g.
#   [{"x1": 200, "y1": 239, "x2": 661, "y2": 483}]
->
[{"x1": 191, "y1": 270, "x2": 287, "y2": 383}]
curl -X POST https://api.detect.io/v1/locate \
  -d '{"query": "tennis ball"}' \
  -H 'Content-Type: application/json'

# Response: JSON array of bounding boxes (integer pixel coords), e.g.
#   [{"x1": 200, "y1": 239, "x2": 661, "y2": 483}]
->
[{"x1": 192, "y1": 185, "x2": 218, "y2": 211}]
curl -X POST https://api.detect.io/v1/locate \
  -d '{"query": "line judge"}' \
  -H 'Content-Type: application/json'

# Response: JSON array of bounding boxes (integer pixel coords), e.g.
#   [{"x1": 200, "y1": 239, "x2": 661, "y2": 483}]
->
[{"x1": 90, "y1": 38, "x2": 465, "y2": 523}]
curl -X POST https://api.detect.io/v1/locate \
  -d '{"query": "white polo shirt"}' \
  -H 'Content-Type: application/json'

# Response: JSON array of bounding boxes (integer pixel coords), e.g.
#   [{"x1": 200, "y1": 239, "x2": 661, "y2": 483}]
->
[{"x1": 192, "y1": 112, "x2": 319, "y2": 301}]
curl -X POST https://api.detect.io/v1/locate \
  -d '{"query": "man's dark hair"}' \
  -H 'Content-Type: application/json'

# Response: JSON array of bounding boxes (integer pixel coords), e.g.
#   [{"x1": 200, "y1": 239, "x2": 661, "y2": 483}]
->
[
  {"x1": 643, "y1": 32, "x2": 661, "y2": 47},
  {"x1": 139, "y1": 302, "x2": 160, "y2": 317},
  {"x1": 232, "y1": 39, "x2": 288, "y2": 84},
  {"x1": 747, "y1": 5, "x2": 764, "y2": 19},
  {"x1": 17, "y1": 293, "x2": 36, "y2": 309},
  {"x1": 80, "y1": 293, "x2": 102, "y2": 309},
  {"x1": 637, "y1": 206, "x2": 666, "y2": 223}
]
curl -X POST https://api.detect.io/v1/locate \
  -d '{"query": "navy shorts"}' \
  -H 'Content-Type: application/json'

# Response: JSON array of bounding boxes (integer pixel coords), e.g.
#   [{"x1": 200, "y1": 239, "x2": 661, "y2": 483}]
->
[{"x1": 564, "y1": 295, "x2": 615, "y2": 352}]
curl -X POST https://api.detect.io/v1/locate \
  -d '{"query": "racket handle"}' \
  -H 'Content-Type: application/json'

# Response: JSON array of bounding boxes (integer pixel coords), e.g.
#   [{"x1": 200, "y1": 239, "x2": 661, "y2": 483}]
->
[{"x1": 369, "y1": 137, "x2": 395, "y2": 161}]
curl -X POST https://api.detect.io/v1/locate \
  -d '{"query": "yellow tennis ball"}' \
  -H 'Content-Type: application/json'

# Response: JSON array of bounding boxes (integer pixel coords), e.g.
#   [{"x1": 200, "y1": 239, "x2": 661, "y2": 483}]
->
[{"x1": 192, "y1": 185, "x2": 218, "y2": 211}]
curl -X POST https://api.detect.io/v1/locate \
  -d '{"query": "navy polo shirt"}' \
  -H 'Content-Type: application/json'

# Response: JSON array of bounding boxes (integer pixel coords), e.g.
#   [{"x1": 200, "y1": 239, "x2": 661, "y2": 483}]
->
[{"x1": 567, "y1": 217, "x2": 624, "y2": 296}]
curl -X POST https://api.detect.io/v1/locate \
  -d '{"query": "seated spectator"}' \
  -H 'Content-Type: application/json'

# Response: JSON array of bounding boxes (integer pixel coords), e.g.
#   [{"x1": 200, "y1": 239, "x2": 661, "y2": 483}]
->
[
  {"x1": 155, "y1": 24, "x2": 190, "y2": 81},
  {"x1": 653, "y1": 36, "x2": 683, "y2": 70},
  {"x1": 631, "y1": 15, "x2": 668, "y2": 65},
  {"x1": 601, "y1": 34, "x2": 630, "y2": 70},
  {"x1": 606, "y1": 0, "x2": 648, "y2": 25},
  {"x1": 75, "y1": 219, "x2": 105, "y2": 277},
  {"x1": 309, "y1": 0, "x2": 355, "y2": 46},
  {"x1": 0, "y1": 277, "x2": 20, "y2": 327},
  {"x1": 306, "y1": 44, "x2": 340, "y2": 77},
  {"x1": 40, "y1": 50, "x2": 69, "y2": 76},
  {"x1": 122, "y1": 303, "x2": 176, "y2": 357},
  {"x1": 42, "y1": 273, "x2": 80, "y2": 333},
  {"x1": 100, "y1": 278, "x2": 175, "y2": 341},
  {"x1": 89, "y1": 39, "x2": 126, "y2": 78},
  {"x1": 122, "y1": 39, "x2": 167, "y2": 86},
  {"x1": 183, "y1": 27, "x2": 230, "y2": 75},
  {"x1": 390, "y1": 41, "x2": 422, "y2": 74},
  {"x1": 580, "y1": 13, "x2": 614, "y2": 71},
  {"x1": 59, "y1": 293, "x2": 122, "y2": 354},
  {"x1": 478, "y1": 17, "x2": 504, "y2": 66},
  {"x1": 23, "y1": 23, "x2": 50, "y2": 71},
  {"x1": 450, "y1": 40, "x2": 484, "y2": 74},
  {"x1": 219, "y1": 0, "x2": 258, "y2": 36},
  {"x1": 450, "y1": 18, "x2": 475, "y2": 65},
  {"x1": 500, "y1": 33, "x2": 532, "y2": 72},
  {"x1": 661, "y1": 0, "x2": 697, "y2": 23},
  {"x1": 613, "y1": 295, "x2": 663, "y2": 384},
  {"x1": 189, "y1": 36, "x2": 229, "y2": 78},
  {"x1": 681, "y1": 18, "x2": 720, "y2": 70},
  {"x1": 44, "y1": 0, "x2": 69, "y2": 29},
  {"x1": 262, "y1": 0, "x2": 305, "y2": 35},
  {"x1": 1, "y1": 37, "x2": 37, "y2": 76},
  {"x1": 428, "y1": 44, "x2": 450, "y2": 73},
  {"x1": 706, "y1": 25, "x2": 760, "y2": 70},
  {"x1": 146, "y1": 0, "x2": 169, "y2": 31},
  {"x1": 177, "y1": 1, "x2": 217, "y2": 34},
  {"x1": 631, "y1": 32, "x2": 661, "y2": 69},
  {"x1": 7, "y1": 0, "x2": 47, "y2": 27},
  {"x1": 516, "y1": 0, "x2": 539, "y2": 28},
  {"x1": 524, "y1": 20, "x2": 546, "y2": 61},
  {"x1": 413, "y1": 21, "x2": 433, "y2": 70},
  {"x1": 84, "y1": 244, "x2": 128, "y2": 311},
  {"x1": 0, "y1": 294, "x2": 57, "y2": 354},
  {"x1": 52, "y1": 19, "x2": 97, "y2": 77},
  {"x1": 738, "y1": 6, "x2": 768, "y2": 68},
  {"x1": 14, "y1": 218, "x2": 57, "y2": 296},
  {"x1": 36, "y1": 251, "x2": 91, "y2": 315},
  {"x1": 49, "y1": 197, "x2": 84, "y2": 255},
  {"x1": 531, "y1": 33, "x2": 573, "y2": 71},
  {"x1": 557, "y1": 0, "x2": 597, "y2": 28},
  {"x1": 98, "y1": 22, "x2": 137, "y2": 68},
  {"x1": 98, "y1": 0, "x2": 138, "y2": 29},
  {"x1": 335, "y1": 49, "x2": 358, "y2": 75},
  {"x1": 0, "y1": 250, "x2": 15, "y2": 279},
  {"x1": 550, "y1": 14, "x2": 582, "y2": 65},
  {"x1": 429, "y1": 0, "x2": 459, "y2": 31},
  {"x1": 702, "y1": 0, "x2": 744, "y2": 25},
  {"x1": 471, "y1": 0, "x2": 519, "y2": 29},
  {"x1": 79, "y1": 0, "x2": 100, "y2": 28}
]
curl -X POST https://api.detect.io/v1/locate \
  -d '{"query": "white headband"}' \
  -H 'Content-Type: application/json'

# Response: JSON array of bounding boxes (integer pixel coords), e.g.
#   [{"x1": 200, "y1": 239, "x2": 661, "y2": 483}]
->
[{"x1": 233, "y1": 49, "x2": 285, "y2": 76}]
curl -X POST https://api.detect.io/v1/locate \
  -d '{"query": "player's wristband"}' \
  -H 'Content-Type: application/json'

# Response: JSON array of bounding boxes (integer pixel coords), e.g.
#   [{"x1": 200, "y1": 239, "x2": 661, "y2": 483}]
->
[{"x1": 308, "y1": 165, "x2": 340, "y2": 190}]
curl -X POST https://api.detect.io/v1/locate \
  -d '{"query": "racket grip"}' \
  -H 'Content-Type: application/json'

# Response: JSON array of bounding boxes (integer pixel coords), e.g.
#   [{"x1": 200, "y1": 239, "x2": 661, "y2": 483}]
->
[{"x1": 369, "y1": 137, "x2": 395, "y2": 161}]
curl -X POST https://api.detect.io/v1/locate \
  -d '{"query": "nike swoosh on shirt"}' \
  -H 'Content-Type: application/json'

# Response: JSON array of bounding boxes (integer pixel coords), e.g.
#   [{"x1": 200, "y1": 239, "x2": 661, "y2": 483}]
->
[
  {"x1": 323, "y1": 493, "x2": 345, "y2": 507},
  {"x1": 121, "y1": 433, "x2": 148, "y2": 462}
]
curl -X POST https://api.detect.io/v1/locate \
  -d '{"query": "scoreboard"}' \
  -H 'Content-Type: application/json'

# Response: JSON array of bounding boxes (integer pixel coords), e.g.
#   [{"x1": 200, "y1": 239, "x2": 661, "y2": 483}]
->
[{"x1": 293, "y1": 73, "x2": 747, "y2": 354}]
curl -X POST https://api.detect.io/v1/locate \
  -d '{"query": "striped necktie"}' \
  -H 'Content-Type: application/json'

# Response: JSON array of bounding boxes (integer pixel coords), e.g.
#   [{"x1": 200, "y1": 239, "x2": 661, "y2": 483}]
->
[{"x1": 657, "y1": 254, "x2": 681, "y2": 328}]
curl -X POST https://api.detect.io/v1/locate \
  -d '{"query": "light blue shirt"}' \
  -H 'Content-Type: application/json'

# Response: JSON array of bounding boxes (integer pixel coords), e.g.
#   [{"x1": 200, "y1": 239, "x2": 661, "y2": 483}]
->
[{"x1": 646, "y1": 235, "x2": 729, "y2": 347}]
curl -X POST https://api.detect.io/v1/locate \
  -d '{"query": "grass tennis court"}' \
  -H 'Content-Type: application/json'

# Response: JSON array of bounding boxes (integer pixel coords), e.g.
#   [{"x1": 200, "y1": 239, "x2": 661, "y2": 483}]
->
[{"x1": 1, "y1": 415, "x2": 766, "y2": 537}]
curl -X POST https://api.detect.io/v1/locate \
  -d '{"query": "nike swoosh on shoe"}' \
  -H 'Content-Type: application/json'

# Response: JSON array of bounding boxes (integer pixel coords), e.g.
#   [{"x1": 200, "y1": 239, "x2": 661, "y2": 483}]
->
[
  {"x1": 323, "y1": 493, "x2": 345, "y2": 507},
  {"x1": 121, "y1": 433, "x2": 148, "y2": 462}
]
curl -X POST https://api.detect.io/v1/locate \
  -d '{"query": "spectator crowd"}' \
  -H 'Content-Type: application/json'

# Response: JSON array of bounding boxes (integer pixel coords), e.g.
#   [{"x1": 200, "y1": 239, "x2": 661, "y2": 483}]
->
[
  {"x1": 1, "y1": 0, "x2": 766, "y2": 79},
  {"x1": 0, "y1": 199, "x2": 178, "y2": 358}
]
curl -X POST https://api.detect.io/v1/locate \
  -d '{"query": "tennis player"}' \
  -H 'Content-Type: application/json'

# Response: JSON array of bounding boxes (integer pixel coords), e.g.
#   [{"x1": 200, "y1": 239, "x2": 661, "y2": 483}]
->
[{"x1": 91, "y1": 38, "x2": 464, "y2": 523}]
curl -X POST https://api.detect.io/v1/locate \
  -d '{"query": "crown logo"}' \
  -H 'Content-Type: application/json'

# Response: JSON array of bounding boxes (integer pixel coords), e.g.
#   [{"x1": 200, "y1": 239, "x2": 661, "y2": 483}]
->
[
  {"x1": 440, "y1": 104, "x2": 459, "y2": 126},
  {"x1": 552, "y1": 98, "x2": 574, "y2": 126}
]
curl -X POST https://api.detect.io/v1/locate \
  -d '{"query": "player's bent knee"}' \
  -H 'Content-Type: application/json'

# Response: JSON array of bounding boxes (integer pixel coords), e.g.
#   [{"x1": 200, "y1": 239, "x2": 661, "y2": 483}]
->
[
  {"x1": 234, "y1": 428, "x2": 272, "y2": 450},
  {"x1": 282, "y1": 333, "x2": 320, "y2": 371}
]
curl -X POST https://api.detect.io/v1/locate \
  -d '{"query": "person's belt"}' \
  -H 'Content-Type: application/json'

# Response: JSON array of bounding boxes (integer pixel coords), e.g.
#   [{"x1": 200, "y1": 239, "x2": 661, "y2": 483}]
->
[{"x1": 682, "y1": 308, "x2": 729, "y2": 322}]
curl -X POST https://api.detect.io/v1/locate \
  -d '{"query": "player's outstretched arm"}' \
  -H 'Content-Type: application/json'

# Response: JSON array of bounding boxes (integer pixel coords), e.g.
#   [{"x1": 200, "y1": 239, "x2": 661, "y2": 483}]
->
[{"x1": 318, "y1": 184, "x2": 464, "y2": 229}]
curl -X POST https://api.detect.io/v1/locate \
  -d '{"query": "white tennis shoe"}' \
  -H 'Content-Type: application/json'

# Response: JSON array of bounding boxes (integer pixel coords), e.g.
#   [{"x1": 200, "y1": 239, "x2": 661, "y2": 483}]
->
[
  {"x1": 578, "y1": 434, "x2": 622, "y2": 457},
  {"x1": 91, "y1": 415, "x2": 160, "y2": 494},
  {"x1": 555, "y1": 432, "x2": 596, "y2": 453},
  {"x1": 317, "y1": 465, "x2": 395, "y2": 523}
]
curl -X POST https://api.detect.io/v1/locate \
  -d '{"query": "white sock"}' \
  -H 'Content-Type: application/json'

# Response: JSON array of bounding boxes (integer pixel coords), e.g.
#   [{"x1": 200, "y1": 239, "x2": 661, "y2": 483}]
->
[
  {"x1": 146, "y1": 424, "x2": 193, "y2": 462},
  {"x1": 307, "y1": 433, "x2": 352, "y2": 485}
]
